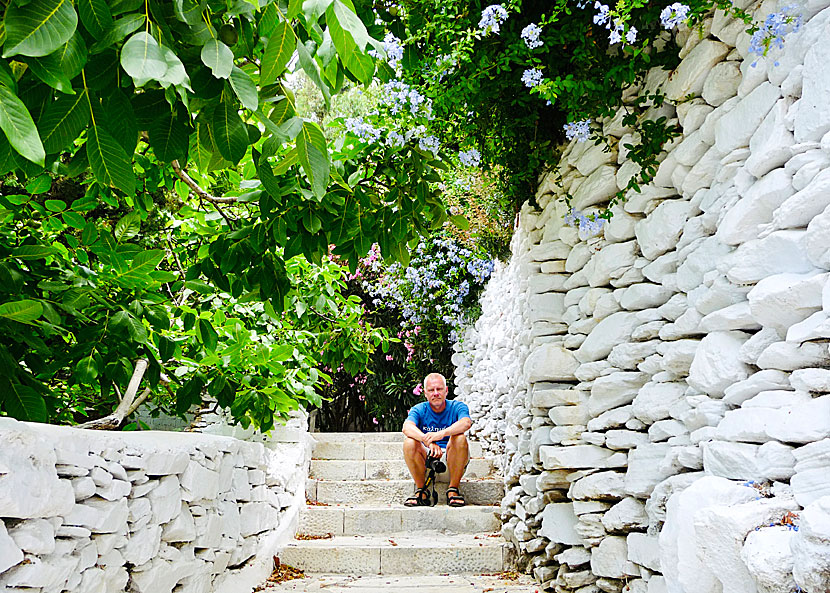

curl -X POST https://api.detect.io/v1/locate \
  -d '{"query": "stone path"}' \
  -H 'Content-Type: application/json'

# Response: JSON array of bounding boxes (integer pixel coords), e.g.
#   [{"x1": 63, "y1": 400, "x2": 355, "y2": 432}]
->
[{"x1": 259, "y1": 432, "x2": 540, "y2": 591}]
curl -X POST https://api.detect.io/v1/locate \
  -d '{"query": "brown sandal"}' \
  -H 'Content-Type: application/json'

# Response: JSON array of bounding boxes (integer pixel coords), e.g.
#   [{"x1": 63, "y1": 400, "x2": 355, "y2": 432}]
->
[{"x1": 446, "y1": 487, "x2": 466, "y2": 507}]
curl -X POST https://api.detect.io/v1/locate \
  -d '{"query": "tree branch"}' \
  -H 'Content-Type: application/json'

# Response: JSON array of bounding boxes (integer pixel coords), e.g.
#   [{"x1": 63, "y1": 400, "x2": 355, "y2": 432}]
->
[
  {"x1": 171, "y1": 160, "x2": 239, "y2": 203},
  {"x1": 77, "y1": 359, "x2": 162, "y2": 430}
]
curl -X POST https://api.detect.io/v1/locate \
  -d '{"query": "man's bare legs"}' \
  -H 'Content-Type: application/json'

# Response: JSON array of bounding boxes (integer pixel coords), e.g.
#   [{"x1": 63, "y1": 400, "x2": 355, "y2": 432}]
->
[
  {"x1": 445, "y1": 434, "x2": 469, "y2": 489},
  {"x1": 403, "y1": 436, "x2": 428, "y2": 489}
]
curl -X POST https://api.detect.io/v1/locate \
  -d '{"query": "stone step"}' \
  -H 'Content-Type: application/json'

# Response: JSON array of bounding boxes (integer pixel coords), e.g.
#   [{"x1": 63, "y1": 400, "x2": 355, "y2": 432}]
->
[
  {"x1": 313, "y1": 440, "x2": 485, "y2": 460},
  {"x1": 299, "y1": 504, "x2": 501, "y2": 536},
  {"x1": 261, "y1": 573, "x2": 539, "y2": 592},
  {"x1": 309, "y1": 458, "x2": 495, "y2": 481},
  {"x1": 312, "y1": 432, "x2": 406, "y2": 442},
  {"x1": 306, "y1": 479, "x2": 504, "y2": 506},
  {"x1": 279, "y1": 533, "x2": 508, "y2": 575}
]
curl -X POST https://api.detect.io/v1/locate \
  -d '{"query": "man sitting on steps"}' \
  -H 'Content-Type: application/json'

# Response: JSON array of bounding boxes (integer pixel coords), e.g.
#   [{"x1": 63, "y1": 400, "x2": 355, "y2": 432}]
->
[{"x1": 402, "y1": 372, "x2": 472, "y2": 507}]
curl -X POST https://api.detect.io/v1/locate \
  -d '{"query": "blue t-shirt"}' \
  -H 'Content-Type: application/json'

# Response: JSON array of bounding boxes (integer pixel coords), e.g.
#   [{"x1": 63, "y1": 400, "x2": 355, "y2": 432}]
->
[{"x1": 406, "y1": 399, "x2": 471, "y2": 448}]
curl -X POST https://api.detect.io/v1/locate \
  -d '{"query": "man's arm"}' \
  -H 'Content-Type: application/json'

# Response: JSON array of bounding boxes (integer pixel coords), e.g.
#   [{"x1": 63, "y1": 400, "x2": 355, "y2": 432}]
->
[{"x1": 422, "y1": 416, "x2": 472, "y2": 445}]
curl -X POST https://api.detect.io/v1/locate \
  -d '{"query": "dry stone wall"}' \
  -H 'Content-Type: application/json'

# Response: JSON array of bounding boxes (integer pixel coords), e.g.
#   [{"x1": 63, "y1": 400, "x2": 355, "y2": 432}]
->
[
  {"x1": 455, "y1": 1, "x2": 830, "y2": 591},
  {"x1": 0, "y1": 415, "x2": 311, "y2": 593}
]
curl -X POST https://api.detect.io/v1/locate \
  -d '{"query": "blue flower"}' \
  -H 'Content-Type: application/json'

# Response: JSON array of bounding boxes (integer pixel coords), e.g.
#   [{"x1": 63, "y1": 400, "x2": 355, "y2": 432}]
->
[
  {"x1": 660, "y1": 3, "x2": 690, "y2": 29},
  {"x1": 479, "y1": 4, "x2": 508, "y2": 35},
  {"x1": 564, "y1": 120, "x2": 591, "y2": 142},
  {"x1": 593, "y1": 2, "x2": 610, "y2": 26},
  {"x1": 521, "y1": 23, "x2": 543, "y2": 49},
  {"x1": 459, "y1": 148, "x2": 481, "y2": 167},
  {"x1": 521, "y1": 68, "x2": 543, "y2": 88}
]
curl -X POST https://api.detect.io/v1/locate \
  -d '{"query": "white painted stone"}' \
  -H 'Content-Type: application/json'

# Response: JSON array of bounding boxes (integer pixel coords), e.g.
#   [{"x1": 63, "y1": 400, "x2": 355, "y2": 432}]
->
[
  {"x1": 747, "y1": 271, "x2": 826, "y2": 331},
  {"x1": 540, "y1": 445, "x2": 625, "y2": 470},
  {"x1": 632, "y1": 382, "x2": 686, "y2": 424},
  {"x1": 715, "y1": 82, "x2": 781, "y2": 154},
  {"x1": 794, "y1": 17, "x2": 830, "y2": 142},
  {"x1": 576, "y1": 312, "x2": 642, "y2": 363},
  {"x1": 723, "y1": 370, "x2": 791, "y2": 407},
  {"x1": 628, "y1": 532, "x2": 661, "y2": 572},
  {"x1": 717, "y1": 169, "x2": 794, "y2": 246},
  {"x1": 743, "y1": 389, "x2": 811, "y2": 409},
  {"x1": 677, "y1": 237, "x2": 733, "y2": 293},
  {"x1": 0, "y1": 520, "x2": 23, "y2": 573},
  {"x1": 768, "y1": 167, "x2": 830, "y2": 233},
  {"x1": 528, "y1": 292, "x2": 565, "y2": 323},
  {"x1": 608, "y1": 341, "x2": 658, "y2": 370},
  {"x1": 658, "y1": 340, "x2": 699, "y2": 376},
  {"x1": 587, "y1": 406, "x2": 634, "y2": 432},
  {"x1": 591, "y1": 536, "x2": 640, "y2": 578},
  {"x1": 698, "y1": 301, "x2": 759, "y2": 332},
  {"x1": 741, "y1": 526, "x2": 797, "y2": 593},
  {"x1": 619, "y1": 284, "x2": 673, "y2": 311},
  {"x1": 572, "y1": 165, "x2": 619, "y2": 210},
  {"x1": 0, "y1": 420, "x2": 75, "y2": 518},
  {"x1": 603, "y1": 497, "x2": 648, "y2": 531},
  {"x1": 588, "y1": 372, "x2": 648, "y2": 417},
  {"x1": 664, "y1": 40, "x2": 731, "y2": 101},
  {"x1": 756, "y1": 341, "x2": 829, "y2": 371},
  {"x1": 625, "y1": 444, "x2": 673, "y2": 498},
  {"x1": 739, "y1": 327, "x2": 784, "y2": 366},
  {"x1": 805, "y1": 203, "x2": 830, "y2": 270},
  {"x1": 745, "y1": 97, "x2": 795, "y2": 178},
  {"x1": 660, "y1": 476, "x2": 758, "y2": 593},
  {"x1": 148, "y1": 475, "x2": 182, "y2": 525},
  {"x1": 524, "y1": 342, "x2": 579, "y2": 382},
  {"x1": 725, "y1": 230, "x2": 815, "y2": 285},
  {"x1": 570, "y1": 471, "x2": 627, "y2": 500},
  {"x1": 585, "y1": 241, "x2": 639, "y2": 287},
  {"x1": 687, "y1": 331, "x2": 751, "y2": 397},
  {"x1": 539, "y1": 502, "x2": 584, "y2": 545},
  {"x1": 702, "y1": 60, "x2": 741, "y2": 107},
  {"x1": 791, "y1": 495, "x2": 830, "y2": 592},
  {"x1": 791, "y1": 368, "x2": 830, "y2": 392}
]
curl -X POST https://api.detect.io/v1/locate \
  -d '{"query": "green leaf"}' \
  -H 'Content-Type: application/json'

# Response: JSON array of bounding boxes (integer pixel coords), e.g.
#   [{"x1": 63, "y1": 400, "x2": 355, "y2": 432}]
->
[
  {"x1": 173, "y1": 0, "x2": 202, "y2": 25},
  {"x1": 303, "y1": 0, "x2": 333, "y2": 21},
  {"x1": 86, "y1": 122, "x2": 135, "y2": 195},
  {"x1": 198, "y1": 318, "x2": 219, "y2": 352},
  {"x1": 132, "y1": 90, "x2": 168, "y2": 129},
  {"x1": 89, "y1": 14, "x2": 143, "y2": 54},
  {"x1": 297, "y1": 121, "x2": 329, "y2": 198},
  {"x1": 62, "y1": 210, "x2": 85, "y2": 229},
  {"x1": 201, "y1": 39, "x2": 233, "y2": 79},
  {"x1": 112, "y1": 309, "x2": 147, "y2": 343},
  {"x1": 120, "y1": 32, "x2": 167, "y2": 86},
  {"x1": 212, "y1": 100, "x2": 248, "y2": 164},
  {"x1": 3, "y1": 381, "x2": 48, "y2": 422},
  {"x1": 11, "y1": 245, "x2": 59, "y2": 259},
  {"x1": 260, "y1": 21, "x2": 294, "y2": 86},
  {"x1": 0, "y1": 83, "x2": 45, "y2": 165},
  {"x1": 229, "y1": 66, "x2": 258, "y2": 111},
  {"x1": 114, "y1": 211, "x2": 141, "y2": 242},
  {"x1": 126, "y1": 249, "x2": 164, "y2": 275},
  {"x1": 288, "y1": 0, "x2": 304, "y2": 19},
  {"x1": 38, "y1": 88, "x2": 89, "y2": 154},
  {"x1": 296, "y1": 40, "x2": 331, "y2": 106},
  {"x1": 2, "y1": 0, "x2": 78, "y2": 58},
  {"x1": 149, "y1": 110, "x2": 189, "y2": 162},
  {"x1": 329, "y1": 0, "x2": 369, "y2": 50},
  {"x1": 78, "y1": 0, "x2": 112, "y2": 37},
  {"x1": 44, "y1": 198, "x2": 65, "y2": 211},
  {"x1": 74, "y1": 355, "x2": 99, "y2": 382},
  {"x1": 26, "y1": 31, "x2": 88, "y2": 94},
  {"x1": 449, "y1": 214, "x2": 470, "y2": 230},
  {"x1": 0, "y1": 299, "x2": 43, "y2": 323},
  {"x1": 100, "y1": 90, "x2": 138, "y2": 153},
  {"x1": 26, "y1": 174, "x2": 52, "y2": 194},
  {"x1": 158, "y1": 335, "x2": 176, "y2": 360}
]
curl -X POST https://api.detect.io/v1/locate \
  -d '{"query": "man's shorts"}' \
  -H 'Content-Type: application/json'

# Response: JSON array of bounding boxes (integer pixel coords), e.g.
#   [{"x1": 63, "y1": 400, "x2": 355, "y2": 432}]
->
[{"x1": 421, "y1": 442, "x2": 470, "y2": 470}]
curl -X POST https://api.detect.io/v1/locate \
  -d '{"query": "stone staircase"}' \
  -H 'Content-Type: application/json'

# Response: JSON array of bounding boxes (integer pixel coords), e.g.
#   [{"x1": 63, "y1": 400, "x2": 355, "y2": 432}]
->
[{"x1": 272, "y1": 432, "x2": 536, "y2": 589}]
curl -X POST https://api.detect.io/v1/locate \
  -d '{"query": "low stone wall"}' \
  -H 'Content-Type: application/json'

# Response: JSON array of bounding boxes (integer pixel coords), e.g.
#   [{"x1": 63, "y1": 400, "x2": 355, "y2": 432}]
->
[
  {"x1": 455, "y1": 1, "x2": 830, "y2": 591},
  {"x1": 0, "y1": 416, "x2": 311, "y2": 593}
]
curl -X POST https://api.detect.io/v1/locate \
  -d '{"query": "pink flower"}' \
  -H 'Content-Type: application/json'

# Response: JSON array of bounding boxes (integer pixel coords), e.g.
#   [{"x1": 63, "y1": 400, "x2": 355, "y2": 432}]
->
[
  {"x1": 413, "y1": 384, "x2": 423, "y2": 396},
  {"x1": 373, "y1": 417, "x2": 379, "y2": 425},
  {"x1": 385, "y1": 355, "x2": 394, "y2": 361},
  {"x1": 359, "y1": 394, "x2": 365, "y2": 401}
]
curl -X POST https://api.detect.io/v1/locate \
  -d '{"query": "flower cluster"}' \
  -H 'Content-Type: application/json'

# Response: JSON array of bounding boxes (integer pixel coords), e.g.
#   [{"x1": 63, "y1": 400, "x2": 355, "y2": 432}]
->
[
  {"x1": 564, "y1": 120, "x2": 591, "y2": 142},
  {"x1": 660, "y1": 3, "x2": 690, "y2": 29},
  {"x1": 370, "y1": 32, "x2": 404, "y2": 69},
  {"x1": 748, "y1": 6, "x2": 802, "y2": 67},
  {"x1": 419, "y1": 135, "x2": 441, "y2": 155},
  {"x1": 380, "y1": 80, "x2": 434, "y2": 118},
  {"x1": 521, "y1": 68, "x2": 543, "y2": 88},
  {"x1": 564, "y1": 208, "x2": 604, "y2": 238},
  {"x1": 479, "y1": 4, "x2": 508, "y2": 35},
  {"x1": 345, "y1": 117, "x2": 383, "y2": 143},
  {"x1": 458, "y1": 148, "x2": 481, "y2": 168},
  {"x1": 593, "y1": 2, "x2": 636, "y2": 45},
  {"x1": 521, "y1": 23, "x2": 543, "y2": 49}
]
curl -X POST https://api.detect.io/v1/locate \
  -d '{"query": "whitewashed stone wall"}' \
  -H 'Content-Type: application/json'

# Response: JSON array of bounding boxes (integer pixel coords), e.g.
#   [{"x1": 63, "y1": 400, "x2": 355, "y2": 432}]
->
[
  {"x1": 456, "y1": 1, "x2": 830, "y2": 591},
  {"x1": 0, "y1": 416, "x2": 311, "y2": 593}
]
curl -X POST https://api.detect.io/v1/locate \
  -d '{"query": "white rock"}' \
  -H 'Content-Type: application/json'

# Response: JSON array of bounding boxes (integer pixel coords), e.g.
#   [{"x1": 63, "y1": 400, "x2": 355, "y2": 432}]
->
[
  {"x1": 745, "y1": 97, "x2": 795, "y2": 178},
  {"x1": 699, "y1": 301, "x2": 759, "y2": 332},
  {"x1": 658, "y1": 340, "x2": 699, "y2": 376},
  {"x1": 588, "y1": 372, "x2": 648, "y2": 417},
  {"x1": 625, "y1": 444, "x2": 673, "y2": 498},
  {"x1": 148, "y1": 475, "x2": 182, "y2": 524},
  {"x1": 570, "y1": 471, "x2": 627, "y2": 500},
  {"x1": 576, "y1": 312, "x2": 642, "y2": 363},
  {"x1": 524, "y1": 342, "x2": 579, "y2": 381},
  {"x1": 747, "y1": 271, "x2": 826, "y2": 331},
  {"x1": 741, "y1": 527, "x2": 797, "y2": 593},
  {"x1": 702, "y1": 60, "x2": 741, "y2": 107},
  {"x1": 664, "y1": 40, "x2": 731, "y2": 101},
  {"x1": 0, "y1": 420, "x2": 75, "y2": 518},
  {"x1": 756, "y1": 341, "x2": 829, "y2": 371},
  {"x1": 603, "y1": 497, "x2": 648, "y2": 531},
  {"x1": 791, "y1": 368, "x2": 830, "y2": 392},
  {"x1": 635, "y1": 200, "x2": 693, "y2": 262},
  {"x1": 587, "y1": 406, "x2": 634, "y2": 432},
  {"x1": 573, "y1": 165, "x2": 619, "y2": 210},
  {"x1": 726, "y1": 230, "x2": 815, "y2": 285},
  {"x1": 677, "y1": 237, "x2": 733, "y2": 293},
  {"x1": 794, "y1": 17, "x2": 830, "y2": 142},
  {"x1": 64, "y1": 498, "x2": 129, "y2": 533},
  {"x1": 804, "y1": 202, "x2": 830, "y2": 269},
  {"x1": 717, "y1": 169, "x2": 794, "y2": 246},
  {"x1": 619, "y1": 284, "x2": 673, "y2": 311},
  {"x1": 628, "y1": 532, "x2": 661, "y2": 572},
  {"x1": 632, "y1": 382, "x2": 686, "y2": 424},
  {"x1": 715, "y1": 82, "x2": 781, "y2": 154},
  {"x1": 591, "y1": 536, "x2": 640, "y2": 578},
  {"x1": 540, "y1": 445, "x2": 625, "y2": 470},
  {"x1": 768, "y1": 167, "x2": 830, "y2": 233},
  {"x1": 539, "y1": 502, "x2": 584, "y2": 545},
  {"x1": 0, "y1": 520, "x2": 23, "y2": 573},
  {"x1": 660, "y1": 476, "x2": 759, "y2": 593},
  {"x1": 180, "y1": 462, "x2": 220, "y2": 502},
  {"x1": 739, "y1": 328, "x2": 785, "y2": 366},
  {"x1": 723, "y1": 370, "x2": 791, "y2": 406},
  {"x1": 687, "y1": 331, "x2": 751, "y2": 397},
  {"x1": 791, "y1": 495, "x2": 830, "y2": 592},
  {"x1": 585, "y1": 241, "x2": 639, "y2": 287}
]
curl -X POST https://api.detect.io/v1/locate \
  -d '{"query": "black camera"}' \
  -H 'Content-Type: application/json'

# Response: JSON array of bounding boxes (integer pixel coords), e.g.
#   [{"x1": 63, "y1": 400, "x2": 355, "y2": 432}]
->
[{"x1": 425, "y1": 455, "x2": 446, "y2": 474}]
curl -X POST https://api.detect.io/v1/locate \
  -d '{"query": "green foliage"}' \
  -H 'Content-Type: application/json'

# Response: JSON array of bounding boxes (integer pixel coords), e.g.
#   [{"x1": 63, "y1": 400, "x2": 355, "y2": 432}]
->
[{"x1": 0, "y1": 0, "x2": 449, "y2": 429}]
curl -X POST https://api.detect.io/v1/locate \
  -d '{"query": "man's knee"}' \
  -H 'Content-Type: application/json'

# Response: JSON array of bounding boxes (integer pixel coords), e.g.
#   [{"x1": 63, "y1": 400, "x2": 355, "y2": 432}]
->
[
  {"x1": 447, "y1": 433, "x2": 468, "y2": 452},
  {"x1": 403, "y1": 437, "x2": 422, "y2": 457}
]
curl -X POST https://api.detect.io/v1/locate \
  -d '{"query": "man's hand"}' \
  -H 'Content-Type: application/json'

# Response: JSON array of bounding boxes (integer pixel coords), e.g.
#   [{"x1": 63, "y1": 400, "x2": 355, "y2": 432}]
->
[{"x1": 422, "y1": 431, "x2": 444, "y2": 457}]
